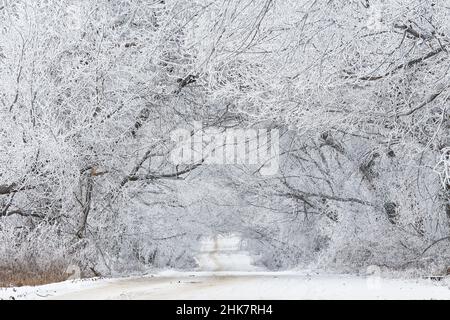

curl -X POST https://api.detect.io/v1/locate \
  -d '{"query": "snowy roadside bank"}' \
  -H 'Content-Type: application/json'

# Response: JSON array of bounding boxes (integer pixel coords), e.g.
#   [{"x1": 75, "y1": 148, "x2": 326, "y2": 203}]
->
[{"x1": 1, "y1": 271, "x2": 450, "y2": 300}]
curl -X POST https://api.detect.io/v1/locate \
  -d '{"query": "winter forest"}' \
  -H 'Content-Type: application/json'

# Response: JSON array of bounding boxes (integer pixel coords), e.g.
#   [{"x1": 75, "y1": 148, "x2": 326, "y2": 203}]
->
[{"x1": 0, "y1": 0, "x2": 449, "y2": 286}]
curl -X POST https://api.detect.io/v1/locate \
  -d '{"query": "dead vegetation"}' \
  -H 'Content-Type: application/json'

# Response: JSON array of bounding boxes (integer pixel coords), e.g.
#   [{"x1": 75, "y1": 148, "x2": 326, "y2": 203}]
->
[{"x1": 0, "y1": 265, "x2": 69, "y2": 287}]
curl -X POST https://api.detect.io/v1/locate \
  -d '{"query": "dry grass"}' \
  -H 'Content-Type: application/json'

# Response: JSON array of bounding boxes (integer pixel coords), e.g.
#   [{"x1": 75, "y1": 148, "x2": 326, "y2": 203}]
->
[{"x1": 0, "y1": 266, "x2": 69, "y2": 287}]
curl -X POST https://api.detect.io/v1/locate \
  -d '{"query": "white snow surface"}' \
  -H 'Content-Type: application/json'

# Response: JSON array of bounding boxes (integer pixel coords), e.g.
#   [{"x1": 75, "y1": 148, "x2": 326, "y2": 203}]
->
[
  {"x1": 1, "y1": 234, "x2": 450, "y2": 300},
  {"x1": 1, "y1": 271, "x2": 450, "y2": 300}
]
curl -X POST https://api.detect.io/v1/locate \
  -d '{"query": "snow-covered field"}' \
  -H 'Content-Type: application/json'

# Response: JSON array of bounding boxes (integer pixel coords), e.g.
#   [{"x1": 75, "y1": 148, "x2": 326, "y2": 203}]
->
[{"x1": 1, "y1": 234, "x2": 450, "y2": 300}]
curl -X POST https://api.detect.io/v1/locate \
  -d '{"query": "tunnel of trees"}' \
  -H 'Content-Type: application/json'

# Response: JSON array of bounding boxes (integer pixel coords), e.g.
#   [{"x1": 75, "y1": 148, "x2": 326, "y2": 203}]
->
[{"x1": 0, "y1": 0, "x2": 449, "y2": 283}]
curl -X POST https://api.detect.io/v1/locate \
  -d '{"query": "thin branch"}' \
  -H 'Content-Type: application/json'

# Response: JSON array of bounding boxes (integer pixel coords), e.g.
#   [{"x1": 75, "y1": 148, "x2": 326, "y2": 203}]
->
[
  {"x1": 357, "y1": 47, "x2": 445, "y2": 81},
  {"x1": 421, "y1": 236, "x2": 450, "y2": 256}
]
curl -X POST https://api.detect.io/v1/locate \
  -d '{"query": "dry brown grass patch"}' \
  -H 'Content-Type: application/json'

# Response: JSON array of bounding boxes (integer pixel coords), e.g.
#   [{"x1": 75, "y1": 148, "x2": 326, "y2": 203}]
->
[{"x1": 0, "y1": 266, "x2": 69, "y2": 287}]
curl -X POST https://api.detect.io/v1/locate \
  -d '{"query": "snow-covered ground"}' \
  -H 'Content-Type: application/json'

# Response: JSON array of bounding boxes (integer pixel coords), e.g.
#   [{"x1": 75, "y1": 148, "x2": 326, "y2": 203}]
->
[
  {"x1": 1, "y1": 234, "x2": 450, "y2": 300},
  {"x1": 1, "y1": 271, "x2": 450, "y2": 300}
]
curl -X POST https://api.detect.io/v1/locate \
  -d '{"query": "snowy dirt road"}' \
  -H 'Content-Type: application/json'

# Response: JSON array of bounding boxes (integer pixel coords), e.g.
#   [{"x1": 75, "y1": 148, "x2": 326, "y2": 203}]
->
[
  {"x1": 2, "y1": 235, "x2": 450, "y2": 300},
  {"x1": 45, "y1": 272, "x2": 450, "y2": 300},
  {"x1": 3, "y1": 271, "x2": 450, "y2": 300}
]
